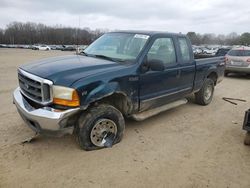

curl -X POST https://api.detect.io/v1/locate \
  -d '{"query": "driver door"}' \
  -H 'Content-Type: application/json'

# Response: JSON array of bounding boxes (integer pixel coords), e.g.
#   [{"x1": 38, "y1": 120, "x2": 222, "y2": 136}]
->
[{"x1": 139, "y1": 37, "x2": 181, "y2": 111}]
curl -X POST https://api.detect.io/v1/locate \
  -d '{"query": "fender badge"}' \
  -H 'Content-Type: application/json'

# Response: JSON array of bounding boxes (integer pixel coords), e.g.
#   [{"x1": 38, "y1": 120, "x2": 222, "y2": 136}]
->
[
  {"x1": 129, "y1": 76, "x2": 139, "y2": 81},
  {"x1": 81, "y1": 91, "x2": 88, "y2": 96}
]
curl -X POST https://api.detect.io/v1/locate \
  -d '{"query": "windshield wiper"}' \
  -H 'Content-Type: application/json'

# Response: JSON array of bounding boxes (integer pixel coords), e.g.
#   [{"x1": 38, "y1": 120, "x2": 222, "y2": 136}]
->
[
  {"x1": 80, "y1": 51, "x2": 89, "y2": 56},
  {"x1": 92, "y1": 54, "x2": 118, "y2": 62},
  {"x1": 83, "y1": 53, "x2": 132, "y2": 63}
]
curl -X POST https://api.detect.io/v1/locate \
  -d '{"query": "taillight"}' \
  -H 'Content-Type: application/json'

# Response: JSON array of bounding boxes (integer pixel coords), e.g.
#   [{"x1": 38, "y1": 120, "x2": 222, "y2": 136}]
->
[
  {"x1": 247, "y1": 58, "x2": 250, "y2": 63},
  {"x1": 224, "y1": 56, "x2": 229, "y2": 63}
]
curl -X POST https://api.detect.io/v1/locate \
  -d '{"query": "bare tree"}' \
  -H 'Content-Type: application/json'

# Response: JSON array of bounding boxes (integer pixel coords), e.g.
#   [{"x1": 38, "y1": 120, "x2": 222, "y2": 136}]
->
[
  {"x1": 0, "y1": 22, "x2": 104, "y2": 45},
  {"x1": 0, "y1": 21, "x2": 249, "y2": 46}
]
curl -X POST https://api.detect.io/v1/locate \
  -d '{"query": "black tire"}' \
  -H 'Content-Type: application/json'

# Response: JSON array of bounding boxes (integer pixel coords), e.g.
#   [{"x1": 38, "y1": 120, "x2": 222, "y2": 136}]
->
[
  {"x1": 244, "y1": 132, "x2": 250, "y2": 145},
  {"x1": 195, "y1": 78, "x2": 214, "y2": 105},
  {"x1": 224, "y1": 72, "x2": 229, "y2": 77},
  {"x1": 76, "y1": 104, "x2": 125, "y2": 151}
]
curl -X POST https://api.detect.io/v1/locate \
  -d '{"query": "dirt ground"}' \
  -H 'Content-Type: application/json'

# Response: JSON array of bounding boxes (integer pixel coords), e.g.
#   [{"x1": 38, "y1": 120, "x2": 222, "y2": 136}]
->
[{"x1": 0, "y1": 48, "x2": 250, "y2": 188}]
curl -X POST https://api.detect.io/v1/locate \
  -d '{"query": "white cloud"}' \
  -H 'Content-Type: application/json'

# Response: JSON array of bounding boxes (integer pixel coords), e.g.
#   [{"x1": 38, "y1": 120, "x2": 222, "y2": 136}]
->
[{"x1": 0, "y1": 0, "x2": 249, "y2": 34}]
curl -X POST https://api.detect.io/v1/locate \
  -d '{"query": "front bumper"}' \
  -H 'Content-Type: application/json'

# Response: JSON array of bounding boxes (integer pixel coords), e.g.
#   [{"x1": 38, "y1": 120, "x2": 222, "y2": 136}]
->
[
  {"x1": 225, "y1": 66, "x2": 250, "y2": 73},
  {"x1": 13, "y1": 87, "x2": 80, "y2": 136},
  {"x1": 243, "y1": 109, "x2": 250, "y2": 132}
]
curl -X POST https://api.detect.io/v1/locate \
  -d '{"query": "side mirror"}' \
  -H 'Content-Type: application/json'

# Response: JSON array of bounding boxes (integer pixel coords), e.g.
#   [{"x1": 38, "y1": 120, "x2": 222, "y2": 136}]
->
[{"x1": 148, "y1": 59, "x2": 165, "y2": 71}]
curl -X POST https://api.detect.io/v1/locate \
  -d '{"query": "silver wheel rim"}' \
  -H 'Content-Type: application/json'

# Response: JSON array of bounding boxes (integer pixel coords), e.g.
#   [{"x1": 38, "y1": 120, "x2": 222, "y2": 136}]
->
[
  {"x1": 90, "y1": 119, "x2": 117, "y2": 147},
  {"x1": 204, "y1": 84, "x2": 213, "y2": 101}
]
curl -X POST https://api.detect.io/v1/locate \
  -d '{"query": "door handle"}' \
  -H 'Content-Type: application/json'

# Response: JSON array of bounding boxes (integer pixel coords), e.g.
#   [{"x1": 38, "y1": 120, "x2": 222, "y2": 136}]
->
[{"x1": 176, "y1": 70, "x2": 181, "y2": 78}]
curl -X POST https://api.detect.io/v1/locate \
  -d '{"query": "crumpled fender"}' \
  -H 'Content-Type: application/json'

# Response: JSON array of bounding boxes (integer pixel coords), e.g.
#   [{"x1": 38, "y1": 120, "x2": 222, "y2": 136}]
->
[{"x1": 81, "y1": 82, "x2": 121, "y2": 108}]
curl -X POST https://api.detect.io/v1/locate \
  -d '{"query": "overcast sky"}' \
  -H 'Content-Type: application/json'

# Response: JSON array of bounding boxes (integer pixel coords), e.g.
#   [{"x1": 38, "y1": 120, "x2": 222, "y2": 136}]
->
[{"x1": 0, "y1": 0, "x2": 249, "y2": 34}]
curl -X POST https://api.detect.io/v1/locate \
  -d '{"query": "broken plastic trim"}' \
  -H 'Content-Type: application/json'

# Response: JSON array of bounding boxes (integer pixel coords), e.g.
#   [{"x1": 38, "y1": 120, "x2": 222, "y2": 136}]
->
[{"x1": 101, "y1": 132, "x2": 116, "y2": 148}]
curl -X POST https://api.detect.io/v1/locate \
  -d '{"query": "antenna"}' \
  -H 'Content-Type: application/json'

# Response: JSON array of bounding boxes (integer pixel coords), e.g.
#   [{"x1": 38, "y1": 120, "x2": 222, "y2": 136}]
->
[{"x1": 76, "y1": 16, "x2": 80, "y2": 54}]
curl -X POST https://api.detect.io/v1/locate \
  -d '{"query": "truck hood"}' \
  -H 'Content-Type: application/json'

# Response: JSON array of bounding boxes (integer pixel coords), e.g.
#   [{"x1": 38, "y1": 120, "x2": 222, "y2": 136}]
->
[{"x1": 20, "y1": 55, "x2": 126, "y2": 86}]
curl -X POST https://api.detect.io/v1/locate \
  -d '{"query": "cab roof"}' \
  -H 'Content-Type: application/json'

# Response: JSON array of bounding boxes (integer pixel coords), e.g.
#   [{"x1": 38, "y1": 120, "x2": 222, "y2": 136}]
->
[{"x1": 109, "y1": 30, "x2": 186, "y2": 37}]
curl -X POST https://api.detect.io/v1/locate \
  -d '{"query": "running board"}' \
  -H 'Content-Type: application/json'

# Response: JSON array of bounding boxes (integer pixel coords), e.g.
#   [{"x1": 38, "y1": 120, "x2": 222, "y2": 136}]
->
[{"x1": 132, "y1": 98, "x2": 188, "y2": 121}]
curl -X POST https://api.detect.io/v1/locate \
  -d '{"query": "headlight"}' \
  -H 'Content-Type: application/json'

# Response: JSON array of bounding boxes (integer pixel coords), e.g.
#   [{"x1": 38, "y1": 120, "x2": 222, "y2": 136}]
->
[{"x1": 52, "y1": 86, "x2": 80, "y2": 107}]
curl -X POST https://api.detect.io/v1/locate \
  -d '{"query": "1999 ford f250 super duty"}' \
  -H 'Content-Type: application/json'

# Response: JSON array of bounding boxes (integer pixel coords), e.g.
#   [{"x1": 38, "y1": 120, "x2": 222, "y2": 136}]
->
[{"x1": 13, "y1": 31, "x2": 225, "y2": 150}]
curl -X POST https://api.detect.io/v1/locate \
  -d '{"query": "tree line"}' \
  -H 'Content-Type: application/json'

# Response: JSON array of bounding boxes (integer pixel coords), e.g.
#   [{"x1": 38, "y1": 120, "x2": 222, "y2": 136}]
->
[
  {"x1": 187, "y1": 32, "x2": 250, "y2": 46},
  {"x1": 0, "y1": 22, "x2": 106, "y2": 45},
  {"x1": 0, "y1": 22, "x2": 250, "y2": 46}
]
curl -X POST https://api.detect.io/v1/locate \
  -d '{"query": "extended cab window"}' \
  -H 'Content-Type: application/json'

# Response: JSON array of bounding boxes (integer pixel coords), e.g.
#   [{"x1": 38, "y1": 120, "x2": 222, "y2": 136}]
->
[
  {"x1": 178, "y1": 38, "x2": 191, "y2": 62},
  {"x1": 147, "y1": 38, "x2": 176, "y2": 65}
]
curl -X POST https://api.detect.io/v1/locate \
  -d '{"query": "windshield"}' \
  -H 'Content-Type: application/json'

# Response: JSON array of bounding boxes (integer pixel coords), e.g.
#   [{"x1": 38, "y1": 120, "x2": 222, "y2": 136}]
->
[{"x1": 84, "y1": 33, "x2": 149, "y2": 62}]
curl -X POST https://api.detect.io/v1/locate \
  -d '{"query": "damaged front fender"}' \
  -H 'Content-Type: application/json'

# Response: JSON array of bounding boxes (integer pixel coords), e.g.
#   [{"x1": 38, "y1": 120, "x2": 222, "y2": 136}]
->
[{"x1": 84, "y1": 82, "x2": 120, "y2": 105}]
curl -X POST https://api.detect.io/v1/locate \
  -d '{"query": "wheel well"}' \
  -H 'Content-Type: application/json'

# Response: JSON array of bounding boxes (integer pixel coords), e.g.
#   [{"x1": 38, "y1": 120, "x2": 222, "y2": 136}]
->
[
  {"x1": 207, "y1": 72, "x2": 217, "y2": 85},
  {"x1": 94, "y1": 93, "x2": 132, "y2": 116}
]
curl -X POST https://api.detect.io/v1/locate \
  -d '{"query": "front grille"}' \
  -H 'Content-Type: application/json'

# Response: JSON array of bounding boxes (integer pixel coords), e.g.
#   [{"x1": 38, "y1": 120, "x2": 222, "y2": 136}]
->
[{"x1": 18, "y1": 69, "x2": 53, "y2": 105}]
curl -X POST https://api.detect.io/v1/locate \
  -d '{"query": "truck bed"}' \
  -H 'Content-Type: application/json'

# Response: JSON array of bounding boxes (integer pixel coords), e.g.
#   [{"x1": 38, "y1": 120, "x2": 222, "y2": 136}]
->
[{"x1": 193, "y1": 56, "x2": 225, "y2": 92}]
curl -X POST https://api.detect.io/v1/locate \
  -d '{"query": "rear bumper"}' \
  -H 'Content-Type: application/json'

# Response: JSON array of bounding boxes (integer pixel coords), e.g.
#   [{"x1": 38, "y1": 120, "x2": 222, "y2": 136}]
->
[
  {"x1": 225, "y1": 66, "x2": 250, "y2": 73},
  {"x1": 13, "y1": 87, "x2": 80, "y2": 136},
  {"x1": 243, "y1": 109, "x2": 250, "y2": 132}
]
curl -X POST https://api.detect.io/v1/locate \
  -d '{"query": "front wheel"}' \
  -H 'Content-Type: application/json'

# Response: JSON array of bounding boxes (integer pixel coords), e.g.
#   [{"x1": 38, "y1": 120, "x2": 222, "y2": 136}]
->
[
  {"x1": 76, "y1": 104, "x2": 125, "y2": 151},
  {"x1": 195, "y1": 78, "x2": 214, "y2": 105}
]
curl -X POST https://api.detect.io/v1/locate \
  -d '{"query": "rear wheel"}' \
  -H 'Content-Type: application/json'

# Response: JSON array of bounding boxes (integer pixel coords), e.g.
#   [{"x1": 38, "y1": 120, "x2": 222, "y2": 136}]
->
[
  {"x1": 195, "y1": 78, "x2": 214, "y2": 105},
  {"x1": 76, "y1": 104, "x2": 125, "y2": 151}
]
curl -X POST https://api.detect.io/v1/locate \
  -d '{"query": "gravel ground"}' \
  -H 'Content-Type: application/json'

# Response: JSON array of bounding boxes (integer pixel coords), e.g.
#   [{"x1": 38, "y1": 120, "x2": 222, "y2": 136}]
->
[{"x1": 0, "y1": 49, "x2": 250, "y2": 188}]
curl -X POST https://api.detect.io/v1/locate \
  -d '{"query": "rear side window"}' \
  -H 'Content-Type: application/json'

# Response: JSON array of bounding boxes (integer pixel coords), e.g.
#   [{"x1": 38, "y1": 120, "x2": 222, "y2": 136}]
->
[
  {"x1": 228, "y1": 50, "x2": 250, "y2": 56},
  {"x1": 178, "y1": 38, "x2": 191, "y2": 62}
]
